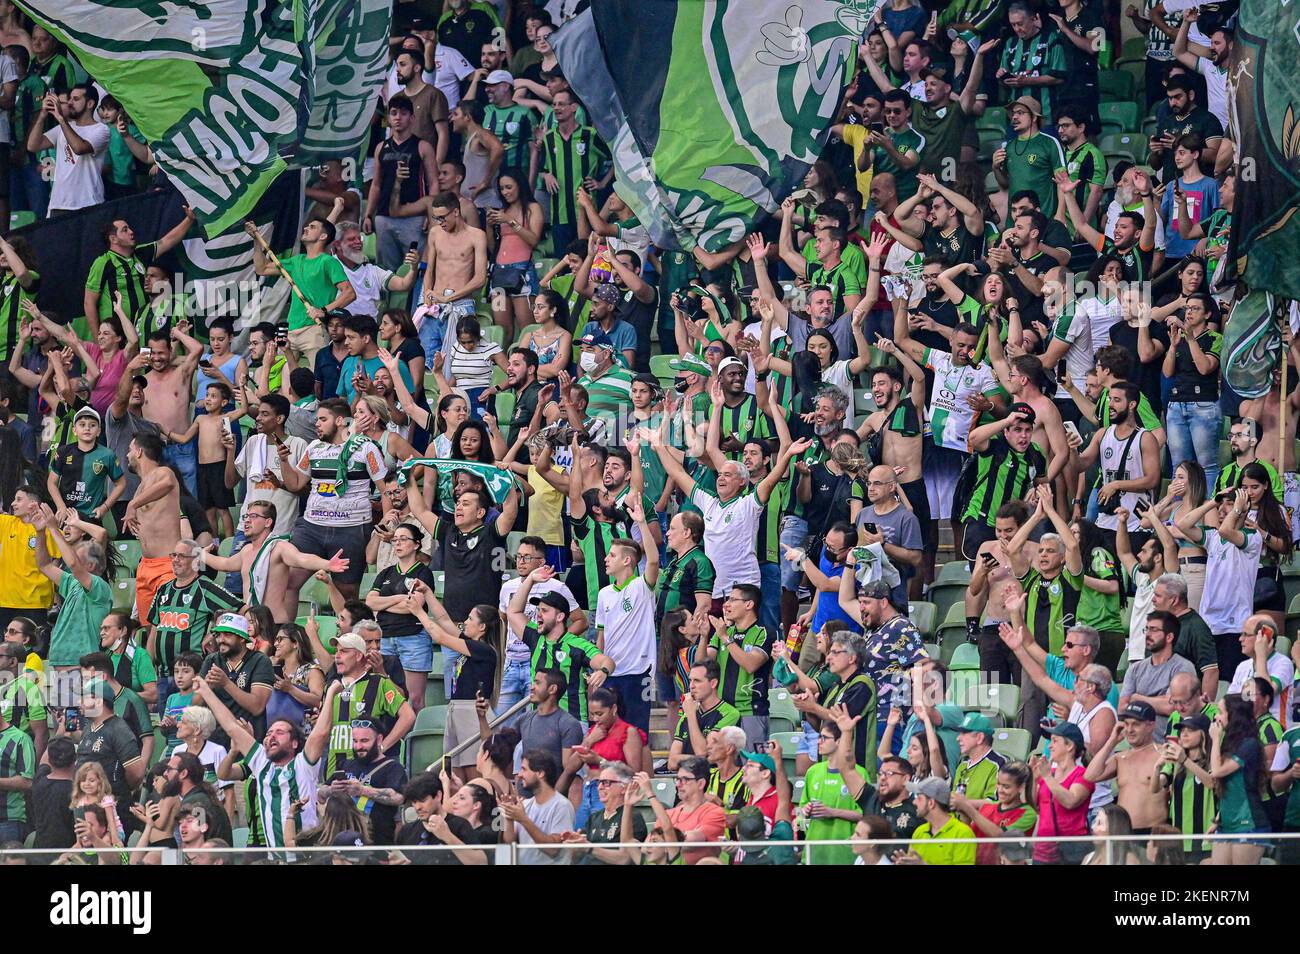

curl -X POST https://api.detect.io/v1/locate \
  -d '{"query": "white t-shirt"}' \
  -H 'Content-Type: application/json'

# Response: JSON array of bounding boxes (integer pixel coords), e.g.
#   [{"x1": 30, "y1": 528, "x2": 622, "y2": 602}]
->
[
  {"x1": 341, "y1": 261, "x2": 395, "y2": 318},
  {"x1": 0, "y1": 53, "x2": 19, "y2": 145},
  {"x1": 923, "y1": 349, "x2": 997, "y2": 451},
  {"x1": 1078, "y1": 294, "x2": 1123, "y2": 350},
  {"x1": 743, "y1": 320, "x2": 787, "y2": 395},
  {"x1": 1196, "y1": 58, "x2": 1229, "y2": 128},
  {"x1": 518, "y1": 791, "x2": 575, "y2": 865},
  {"x1": 690, "y1": 484, "x2": 762, "y2": 597},
  {"x1": 1125, "y1": 565, "x2": 1157, "y2": 663},
  {"x1": 1049, "y1": 306, "x2": 1095, "y2": 392},
  {"x1": 1105, "y1": 200, "x2": 1167, "y2": 250},
  {"x1": 498, "y1": 576, "x2": 579, "y2": 660},
  {"x1": 1229, "y1": 652, "x2": 1295, "y2": 724},
  {"x1": 298, "y1": 437, "x2": 388, "y2": 527},
  {"x1": 45, "y1": 121, "x2": 111, "y2": 212},
  {"x1": 236, "y1": 433, "x2": 311, "y2": 538},
  {"x1": 595, "y1": 576, "x2": 657, "y2": 678},
  {"x1": 822, "y1": 359, "x2": 857, "y2": 429},
  {"x1": 1199, "y1": 528, "x2": 1263, "y2": 635}
]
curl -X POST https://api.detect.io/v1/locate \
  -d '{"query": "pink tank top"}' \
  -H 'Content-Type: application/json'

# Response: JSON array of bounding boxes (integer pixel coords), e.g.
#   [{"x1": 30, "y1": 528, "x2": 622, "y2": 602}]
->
[{"x1": 495, "y1": 212, "x2": 533, "y2": 265}]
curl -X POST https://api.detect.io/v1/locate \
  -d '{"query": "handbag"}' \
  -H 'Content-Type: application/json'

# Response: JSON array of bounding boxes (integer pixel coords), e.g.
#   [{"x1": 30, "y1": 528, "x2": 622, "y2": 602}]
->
[{"x1": 491, "y1": 263, "x2": 526, "y2": 294}]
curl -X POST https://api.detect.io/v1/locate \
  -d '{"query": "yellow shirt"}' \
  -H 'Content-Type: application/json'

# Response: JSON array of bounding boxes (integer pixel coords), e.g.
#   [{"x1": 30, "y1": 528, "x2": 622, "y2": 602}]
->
[
  {"x1": 839, "y1": 124, "x2": 874, "y2": 206},
  {"x1": 526, "y1": 464, "x2": 566, "y2": 546},
  {"x1": 0, "y1": 515, "x2": 61, "y2": 609}
]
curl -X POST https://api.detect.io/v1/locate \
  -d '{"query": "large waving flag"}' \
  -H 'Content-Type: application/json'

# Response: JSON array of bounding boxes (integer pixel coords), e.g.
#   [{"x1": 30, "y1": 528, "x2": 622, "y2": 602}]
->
[
  {"x1": 552, "y1": 0, "x2": 877, "y2": 252},
  {"x1": 398, "y1": 459, "x2": 520, "y2": 505},
  {"x1": 17, "y1": 0, "x2": 391, "y2": 236},
  {"x1": 1221, "y1": 0, "x2": 1300, "y2": 395}
]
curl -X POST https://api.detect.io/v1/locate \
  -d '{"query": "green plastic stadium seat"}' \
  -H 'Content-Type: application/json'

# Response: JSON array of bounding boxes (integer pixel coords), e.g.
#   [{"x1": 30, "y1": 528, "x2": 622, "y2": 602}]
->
[
  {"x1": 908, "y1": 601, "x2": 937, "y2": 638},
  {"x1": 976, "y1": 106, "x2": 1006, "y2": 133},
  {"x1": 506, "y1": 531, "x2": 526, "y2": 555},
  {"x1": 956, "y1": 682, "x2": 1022, "y2": 724},
  {"x1": 297, "y1": 576, "x2": 331, "y2": 610},
  {"x1": 993, "y1": 727, "x2": 1031, "y2": 762},
  {"x1": 930, "y1": 583, "x2": 970, "y2": 638},
  {"x1": 111, "y1": 577, "x2": 135, "y2": 614},
  {"x1": 9, "y1": 210, "x2": 34, "y2": 230},
  {"x1": 651, "y1": 778, "x2": 677, "y2": 807},
  {"x1": 424, "y1": 680, "x2": 449, "y2": 709},
  {"x1": 296, "y1": 615, "x2": 338, "y2": 646},
  {"x1": 233, "y1": 827, "x2": 250, "y2": 848},
  {"x1": 1098, "y1": 101, "x2": 1139, "y2": 133},
  {"x1": 767, "y1": 731, "x2": 802, "y2": 779},
  {"x1": 406, "y1": 704, "x2": 448, "y2": 773},
  {"x1": 1098, "y1": 69, "x2": 1135, "y2": 102},
  {"x1": 113, "y1": 540, "x2": 143, "y2": 571},
  {"x1": 768, "y1": 688, "x2": 800, "y2": 735},
  {"x1": 484, "y1": 324, "x2": 506, "y2": 347},
  {"x1": 935, "y1": 561, "x2": 973, "y2": 586},
  {"x1": 359, "y1": 571, "x2": 377, "y2": 594},
  {"x1": 493, "y1": 388, "x2": 515, "y2": 425},
  {"x1": 1099, "y1": 132, "x2": 1148, "y2": 165},
  {"x1": 948, "y1": 642, "x2": 980, "y2": 671},
  {"x1": 938, "y1": 626, "x2": 970, "y2": 666},
  {"x1": 431, "y1": 650, "x2": 446, "y2": 676},
  {"x1": 924, "y1": 642, "x2": 941, "y2": 660}
]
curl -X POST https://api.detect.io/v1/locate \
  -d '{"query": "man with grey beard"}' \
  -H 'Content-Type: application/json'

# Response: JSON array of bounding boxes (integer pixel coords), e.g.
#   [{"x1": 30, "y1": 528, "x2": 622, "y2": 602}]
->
[{"x1": 331, "y1": 221, "x2": 420, "y2": 318}]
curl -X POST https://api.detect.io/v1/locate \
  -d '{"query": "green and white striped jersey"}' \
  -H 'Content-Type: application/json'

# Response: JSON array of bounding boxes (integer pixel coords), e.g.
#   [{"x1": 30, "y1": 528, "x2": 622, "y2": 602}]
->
[
  {"x1": 243, "y1": 742, "x2": 319, "y2": 849},
  {"x1": 923, "y1": 349, "x2": 997, "y2": 452}
]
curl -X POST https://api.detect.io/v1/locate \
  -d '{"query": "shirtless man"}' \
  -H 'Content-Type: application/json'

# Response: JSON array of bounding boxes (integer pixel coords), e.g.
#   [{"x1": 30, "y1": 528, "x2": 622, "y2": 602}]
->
[
  {"x1": 1084, "y1": 703, "x2": 1169, "y2": 832},
  {"x1": 200, "y1": 500, "x2": 350, "y2": 622},
  {"x1": 985, "y1": 335, "x2": 1071, "y2": 500},
  {"x1": 866, "y1": 339, "x2": 929, "y2": 576},
  {"x1": 965, "y1": 500, "x2": 1038, "y2": 684},
  {"x1": 141, "y1": 320, "x2": 203, "y2": 495},
  {"x1": 123, "y1": 432, "x2": 183, "y2": 621},
  {"x1": 1242, "y1": 328, "x2": 1300, "y2": 539},
  {"x1": 416, "y1": 189, "x2": 488, "y2": 364}
]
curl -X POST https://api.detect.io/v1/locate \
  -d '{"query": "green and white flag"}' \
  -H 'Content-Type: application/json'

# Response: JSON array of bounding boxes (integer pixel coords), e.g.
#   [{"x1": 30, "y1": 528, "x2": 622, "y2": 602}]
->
[
  {"x1": 553, "y1": 0, "x2": 877, "y2": 252},
  {"x1": 398, "y1": 459, "x2": 520, "y2": 505},
  {"x1": 1221, "y1": 288, "x2": 1283, "y2": 400},
  {"x1": 17, "y1": 0, "x2": 391, "y2": 236}
]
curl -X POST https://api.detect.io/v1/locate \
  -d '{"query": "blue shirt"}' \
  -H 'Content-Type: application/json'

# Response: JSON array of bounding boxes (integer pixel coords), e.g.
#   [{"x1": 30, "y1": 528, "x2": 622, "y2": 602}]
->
[
  {"x1": 1160, "y1": 176, "x2": 1220, "y2": 259},
  {"x1": 580, "y1": 319, "x2": 637, "y2": 362},
  {"x1": 810, "y1": 554, "x2": 863, "y2": 635},
  {"x1": 336, "y1": 355, "x2": 416, "y2": 405},
  {"x1": 883, "y1": 4, "x2": 927, "y2": 40},
  {"x1": 315, "y1": 344, "x2": 346, "y2": 402}
]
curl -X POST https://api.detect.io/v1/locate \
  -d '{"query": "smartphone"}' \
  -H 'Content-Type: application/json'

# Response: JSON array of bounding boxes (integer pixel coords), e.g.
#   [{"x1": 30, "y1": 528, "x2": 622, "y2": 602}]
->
[
  {"x1": 1134, "y1": 499, "x2": 1151, "y2": 515},
  {"x1": 980, "y1": 552, "x2": 999, "y2": 567},
  {"x1": 308, "y1": 600, "x2": 318, "y2": 617},
  {"x1": 221, "y1": 417, "x2": 233, "y2": 438},
  {"x1": 139, "y1": 347, "x2": 152, "y2": 358},
  {"x1": 1062, "y1": 420, "x2": 1081, "y2": 443},
  {"x1": 408, "y1": 241, "x2": 419, "y2": 252},
  {"x1": 64, "y1": 708, "x2": 80, "y2": 733},
  {"x1": 862, "y1": 522, "x2": 878, "y2": 535},
  {"x1": 404, "y1": 578, "x2": 417, "y2": 594}
]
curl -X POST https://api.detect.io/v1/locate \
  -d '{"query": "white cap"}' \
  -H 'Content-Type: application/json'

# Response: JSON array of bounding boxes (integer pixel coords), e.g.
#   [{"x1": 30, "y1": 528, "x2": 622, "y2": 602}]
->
[{"x1": 485, "y1": 70, "x2": 514, "y2": 86}]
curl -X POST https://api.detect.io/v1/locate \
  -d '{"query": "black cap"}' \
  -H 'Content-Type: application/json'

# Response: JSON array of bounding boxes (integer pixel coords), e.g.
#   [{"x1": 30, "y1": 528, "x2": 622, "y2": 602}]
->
[
  {"x1": 535, "y1": 591, "x2": 570, "y2": 614},
  {"x1": 1120, "y1": 700, "x2": 1157, "y2": 722},
  {"x1": 1008, "y1": 402, "x2": 1037, "y2": 425},
  {"x1": 1179, "y1": 713, "x2": 1212, "y2": 733}
]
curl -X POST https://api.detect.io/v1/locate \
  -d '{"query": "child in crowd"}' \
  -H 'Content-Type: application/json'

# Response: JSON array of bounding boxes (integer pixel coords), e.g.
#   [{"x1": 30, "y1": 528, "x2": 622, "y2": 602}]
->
[{"x1": 165, "y1": 382, "x2": 245, "y2": 540}]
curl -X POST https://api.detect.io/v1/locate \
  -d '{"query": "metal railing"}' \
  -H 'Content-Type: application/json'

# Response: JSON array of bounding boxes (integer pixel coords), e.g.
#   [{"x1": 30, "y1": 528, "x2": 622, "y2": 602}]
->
[{"x1": 4, "y1": 831, "x2": 1296, "y2": 866}]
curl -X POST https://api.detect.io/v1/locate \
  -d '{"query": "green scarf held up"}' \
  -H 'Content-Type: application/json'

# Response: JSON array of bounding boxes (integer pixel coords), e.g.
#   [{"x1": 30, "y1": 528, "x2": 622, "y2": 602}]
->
[{"x1": 330, "y1": 434, "x2": 371, "y2": 498}]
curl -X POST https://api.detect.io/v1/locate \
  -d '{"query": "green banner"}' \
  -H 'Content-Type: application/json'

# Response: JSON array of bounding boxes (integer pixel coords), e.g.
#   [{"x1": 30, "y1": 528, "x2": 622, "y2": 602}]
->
[
  {"x1": 1228, "y1": 0, "x2": 1300, "y2": 299},
  {"x1": 1221, "y1": 288, "x2": 1283, "y2": 400},
  {"x1": 397, "y1": 459, "x2": 520, "y2": 505},
  {"x1": 18, "y1": 0, "x2": 390, "y2": 236},
  {"x1": 553, "y1": 0, "x2": 877, "y2": 252}
]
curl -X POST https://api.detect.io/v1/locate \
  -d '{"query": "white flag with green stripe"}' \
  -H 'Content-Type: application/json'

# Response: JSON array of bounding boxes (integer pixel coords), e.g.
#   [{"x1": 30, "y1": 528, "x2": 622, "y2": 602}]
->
[{"x1": 17, "y1": 0, "x2": 390, "y2": 236}]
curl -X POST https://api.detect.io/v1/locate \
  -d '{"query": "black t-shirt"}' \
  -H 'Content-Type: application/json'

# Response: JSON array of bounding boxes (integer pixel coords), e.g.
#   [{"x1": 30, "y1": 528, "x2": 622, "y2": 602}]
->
[
  {"x1": 179, "y1": 489, "x2": 212, "y2": 539},
  {"x1": 31, "y1": 768, "x2": 74, "y2": 849},
  {"x1": 616, "y1": 290, "x2": 659, "y2": 373},
  {"x1": 804, "y1": 463, "x2": 855, "y2": 540},
  {"x1": 435, "y1": 518, "x2": 508, "y2": 622},
  {"x1": 373, "y1": 561, "x2": 437, "y2": 638},
  {"x1": 452, "y1": 637, "x2": 499, "y2": 702},
  {"x1": 579, "y1": 804, "x2": 646, "y2": 864},
  {"x1": 912, "y1": 293, "x2": 961, "y2": 356},
  {"x1": 75, "y1": 714, "x2": 141, "y2": 803},
  {"x1": 1007, "y1": 249, "x2": 1058, "y2": 326},
  {"x1": 395, "y1": 813, "x2": 482, "y2": 864},
  {"x1": 923, "y1": 223, "x2": 981, "y2": 267},
  {"x1": 337, "y1": 754, "x2": 408, "y2": 845},
  {"x1": 198, "y1": 650, "x2": 277, "y2": 748},
  {"x1": 1107, "y1": 319, "x2": 1169, "y2": 415}
]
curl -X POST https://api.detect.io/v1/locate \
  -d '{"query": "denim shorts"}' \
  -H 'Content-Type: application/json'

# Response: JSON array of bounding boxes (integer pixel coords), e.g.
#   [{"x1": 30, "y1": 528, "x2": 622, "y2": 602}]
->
[
  {"x1": 795, "y1": 720, "x2": 819, "y2": 758},
  {"x1": 490, "y1": 261, "x2": 540, "y2": 298},
  {"x1": 381, "y1": 632, "x2": 434, "y2": 673}
]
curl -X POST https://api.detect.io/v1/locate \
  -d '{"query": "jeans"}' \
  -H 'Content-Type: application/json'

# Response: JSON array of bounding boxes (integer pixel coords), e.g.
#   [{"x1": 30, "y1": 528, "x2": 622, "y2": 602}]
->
[
  {"x1": 164, "y1": 438, "x2": 198, "y2": 498},
  {"x1": 496, "y1": 659, "x2": 531, "y2": 724},
  {"x1": 779, "y1": 516, "x2": 810, "y2": 591},
  {"x1": 224, "y1": 529, "x2": 249, "y2": 595},
  {"x1": 0, "y1": 819, "x2": 28, "y2": 842},
  {"x1": 10, "y1": 161, "x2": 48, "y2": 219},
  {"x1": 417, "y1": 299, "x2": 478, "y2": 368},
  {"x1": 441, "y1": 645, "x2": 461, "y2": 700},
  {"x1": 1166, "y1": 400, "x2": 1222, "y2": 492},
  {"x1": 374, "y1": 215, "x2": 427, "y2": 272},
  {"x1": 574, "y1": 778, "x2": 603, "y2": 831},
  {"x1": 759, "y1": 561, "x2": 781, "y2": 645}
]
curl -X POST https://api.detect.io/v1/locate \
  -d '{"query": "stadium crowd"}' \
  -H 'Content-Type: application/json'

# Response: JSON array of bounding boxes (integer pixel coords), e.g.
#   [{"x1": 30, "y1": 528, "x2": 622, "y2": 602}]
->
[{"x1": 0, "y1": 0, "x2": 1297, "y2": 867}]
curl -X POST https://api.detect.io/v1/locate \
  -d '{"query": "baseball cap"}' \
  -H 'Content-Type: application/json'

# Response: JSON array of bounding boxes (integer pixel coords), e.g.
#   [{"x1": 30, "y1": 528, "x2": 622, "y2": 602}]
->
[
  {"x1": 1009, "y1": 95, "x2": 1043, "y2": 119},
  {"x1": 906, "y1": 775, "x2": 951, "y2": 805},
  {"x1": 739, "y1": 750, "x2": 776, "y2": 775},
  {"x1": 331, "y1": 632, "x2": 367, "y2": 654},
  {"x1": 82, "y1": 677, "x2": 113, "y2": 702},
  {"x1": 1120, "y1": 700, "x2": 1157, "y2": 722},
  {"x1": 331, "y1": 830, "x2": 367, "y2": 847},
  {"x1": 717, "y1": 356, "x2": 745, "y2": 375},
  {"x1": 957, "y1": 712, "x2": 995, "y2": 738},
  {"x1": 211, "y1": 613, "x2": 251, "y2": 642},
  {"x1": 668, "y1": 352, "x2": 711, "y2": 376},
  {"x1": 73, "y1": 406, "x2": 101, "y2": 426},
  {"x1": 484, "y1": 69, "x2": 514, "y2": 86},
  {"x1": 591, "y1": 283, "x2": 622, "y2": 305},
  {"x1": 534, "y1": 591, "x2": 570, "y2": 614},
  {"x1": 1047, "y1": 721, "x2": 1085, "y2": 750},
  {"x1": 578, "y1": 329, "x2": 615, "y2": 350},
  {"x1": 920, "y1": 65, "x2": 951, "y2": 84},
  {"x1": 1007, "y1": 401, "x2": 1037, "y2": 425},
  {"x1": 1179, "y1": 713, "x2": 1212, "y2": 733},
  {"x1": 858, "y1": 580, "x2": 892, "y2": 601},
  {"x1": 131, "y1": 374, "x2": 149, "y2": 391}
]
